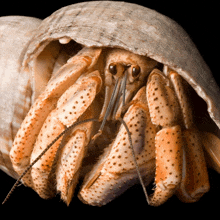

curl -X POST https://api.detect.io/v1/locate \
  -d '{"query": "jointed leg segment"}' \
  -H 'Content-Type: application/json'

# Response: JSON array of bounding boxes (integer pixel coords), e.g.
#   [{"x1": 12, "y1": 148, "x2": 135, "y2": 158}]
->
[
  {"x1": 146, "y1": 68, "x2": 210, "y2": 205},
  {"x1": 7, "y1": 47, "x2": 220, "y2": 207},
  {"x1": 79, "y1": 87, "x2": 156, "y2": 206},
  {"x1": 10, "y1": 47, "x2": 102, "y2": 194}
]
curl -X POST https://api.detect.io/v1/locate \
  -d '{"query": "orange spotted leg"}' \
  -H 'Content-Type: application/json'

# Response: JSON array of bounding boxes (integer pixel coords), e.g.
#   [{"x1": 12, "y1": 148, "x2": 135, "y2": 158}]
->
[
  {"x1": 10, "y1": 48, "x2": 102, "y2": 188},
  {"x1": 169, "y1": 71, "x2": 210, "y2": 202},
  {"x1": 30, "y1": 71, "x2": 102, "y2": 199},
  {"x1": 79, "y1": 87, "x2": 156, "y2": 206},
  {"x1": 146, "y1": 69, "x2": 183, "y2": 206}
]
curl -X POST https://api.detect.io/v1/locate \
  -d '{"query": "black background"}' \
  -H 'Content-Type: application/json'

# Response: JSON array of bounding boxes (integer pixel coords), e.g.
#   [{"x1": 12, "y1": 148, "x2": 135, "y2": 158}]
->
[{"x1": 0, "y1": 0, "x2": 219, "y2": 216}]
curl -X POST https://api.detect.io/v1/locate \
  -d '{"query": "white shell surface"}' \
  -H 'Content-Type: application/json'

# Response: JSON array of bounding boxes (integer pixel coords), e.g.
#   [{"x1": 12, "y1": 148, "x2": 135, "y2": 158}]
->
[{"x1": 0, "y1": 16, "x2": 41, "y2": 178}]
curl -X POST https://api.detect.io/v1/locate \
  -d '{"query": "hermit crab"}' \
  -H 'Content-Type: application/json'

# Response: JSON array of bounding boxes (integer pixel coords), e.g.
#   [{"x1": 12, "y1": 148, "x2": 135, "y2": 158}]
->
[{"x1": 1, "y1": 1, "x2": 220, "y2": 207}]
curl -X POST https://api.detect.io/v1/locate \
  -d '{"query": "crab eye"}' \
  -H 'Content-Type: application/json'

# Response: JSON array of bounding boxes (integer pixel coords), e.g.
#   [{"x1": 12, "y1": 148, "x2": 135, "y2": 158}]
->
[
  {"x1": 109, "y1": 63, "x2": 117, "y2": 75},
  {"x1": 131, "y1": 65, "x2": 141, "y2": 77}
]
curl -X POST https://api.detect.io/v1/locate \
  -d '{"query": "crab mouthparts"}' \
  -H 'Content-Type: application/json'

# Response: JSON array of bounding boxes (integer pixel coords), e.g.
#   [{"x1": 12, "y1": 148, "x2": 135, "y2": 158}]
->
[
  {"x1": 91, "y1": 73, "x2": 129, "y2": 141},
  {"x1": 100, "y1": 72, "x2": 128, "y2": 121}
]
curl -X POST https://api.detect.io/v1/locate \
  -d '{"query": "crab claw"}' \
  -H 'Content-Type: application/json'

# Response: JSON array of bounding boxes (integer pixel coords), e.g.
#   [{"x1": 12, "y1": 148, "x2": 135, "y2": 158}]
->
[
  {"x1": 55, "y1": 105, "x2": 94, "y2": 205},
  {"x1": 56, "y1": 126, "x2": 92, "y2": 205},
  {"x1": 146, "y1": 69, "x2": 183, "y2": 206},
  {"x1": 30, "y1": 110, "x2": 65, "y2": 198},
  {"x1": 149, "y1": 126, "x2": 183, "y2": 206},
  {"x1": 30, "y1": 71, "x2": 102, "y2": 198},
  {"x1": 79, "y1": 87, "x2": 156, "y2": 206},
  {"x1": 10, "y1": 47, "x2": 102, "y2": 187}
]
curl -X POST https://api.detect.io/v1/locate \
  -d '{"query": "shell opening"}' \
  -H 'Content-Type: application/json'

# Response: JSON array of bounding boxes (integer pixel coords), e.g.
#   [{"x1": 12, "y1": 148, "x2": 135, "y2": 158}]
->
[{"x1": 29, "y1": 39, "x2": 82, "y2": 102}]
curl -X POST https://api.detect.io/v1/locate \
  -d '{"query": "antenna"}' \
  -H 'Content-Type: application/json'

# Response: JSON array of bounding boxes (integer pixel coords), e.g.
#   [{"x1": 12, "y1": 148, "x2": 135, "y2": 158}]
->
[
  {"x1": 119, "y1": 118, "x2": 150, "y2": 204},
  {"x1": 2, "y1": 118, "x2": 98, "y2": 204}
]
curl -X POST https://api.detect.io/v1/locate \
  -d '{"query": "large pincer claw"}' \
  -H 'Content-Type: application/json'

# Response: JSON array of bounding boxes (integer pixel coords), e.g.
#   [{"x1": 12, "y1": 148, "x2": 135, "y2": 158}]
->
[{"x1": 79, "y1": 87, "x2": 156, "y2": 206}]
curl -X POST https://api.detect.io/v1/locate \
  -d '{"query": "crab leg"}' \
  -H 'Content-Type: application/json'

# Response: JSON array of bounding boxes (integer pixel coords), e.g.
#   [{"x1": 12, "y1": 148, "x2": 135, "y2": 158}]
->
[
  {"x1": 146, "y1": 69, "x2": 183, "y2": 206},
  {"x1": 168, "y1": 71, "x2": 193, "y2": 129},
  {"x1": 151, "y1": 126, "x2": 182, "y2": 205},
  {"x1": 168, "y1": 71, "x2": 210, "y2": 202},
  {"x1": 202, "y1": 131, "x2": 220, "y2": 173},
  {"x1": 56, "y1": 121, "x2": 93, "y2": 205},
  {"x1": 30, "y1": 71, "x2": 102, "y2": 198},
  {"x1": 177, "y1": 129, "x2": 210, "y2": 202},
  {"x1": 10, "y1": 47, "x2": 102, "y2": 187},
  {"x1": 79, "y1": 87, "x2": 156, "y2": 206}
]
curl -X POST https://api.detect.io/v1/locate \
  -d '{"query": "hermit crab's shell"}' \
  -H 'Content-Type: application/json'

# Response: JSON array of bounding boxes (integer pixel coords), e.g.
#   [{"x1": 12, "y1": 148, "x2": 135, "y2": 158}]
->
[
  {"x1": 0, "y1": 16, "x2": 41, "y2": 178},
  {"x1": 23, "y1": 1, "x2": 220, "y2": 130}
]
